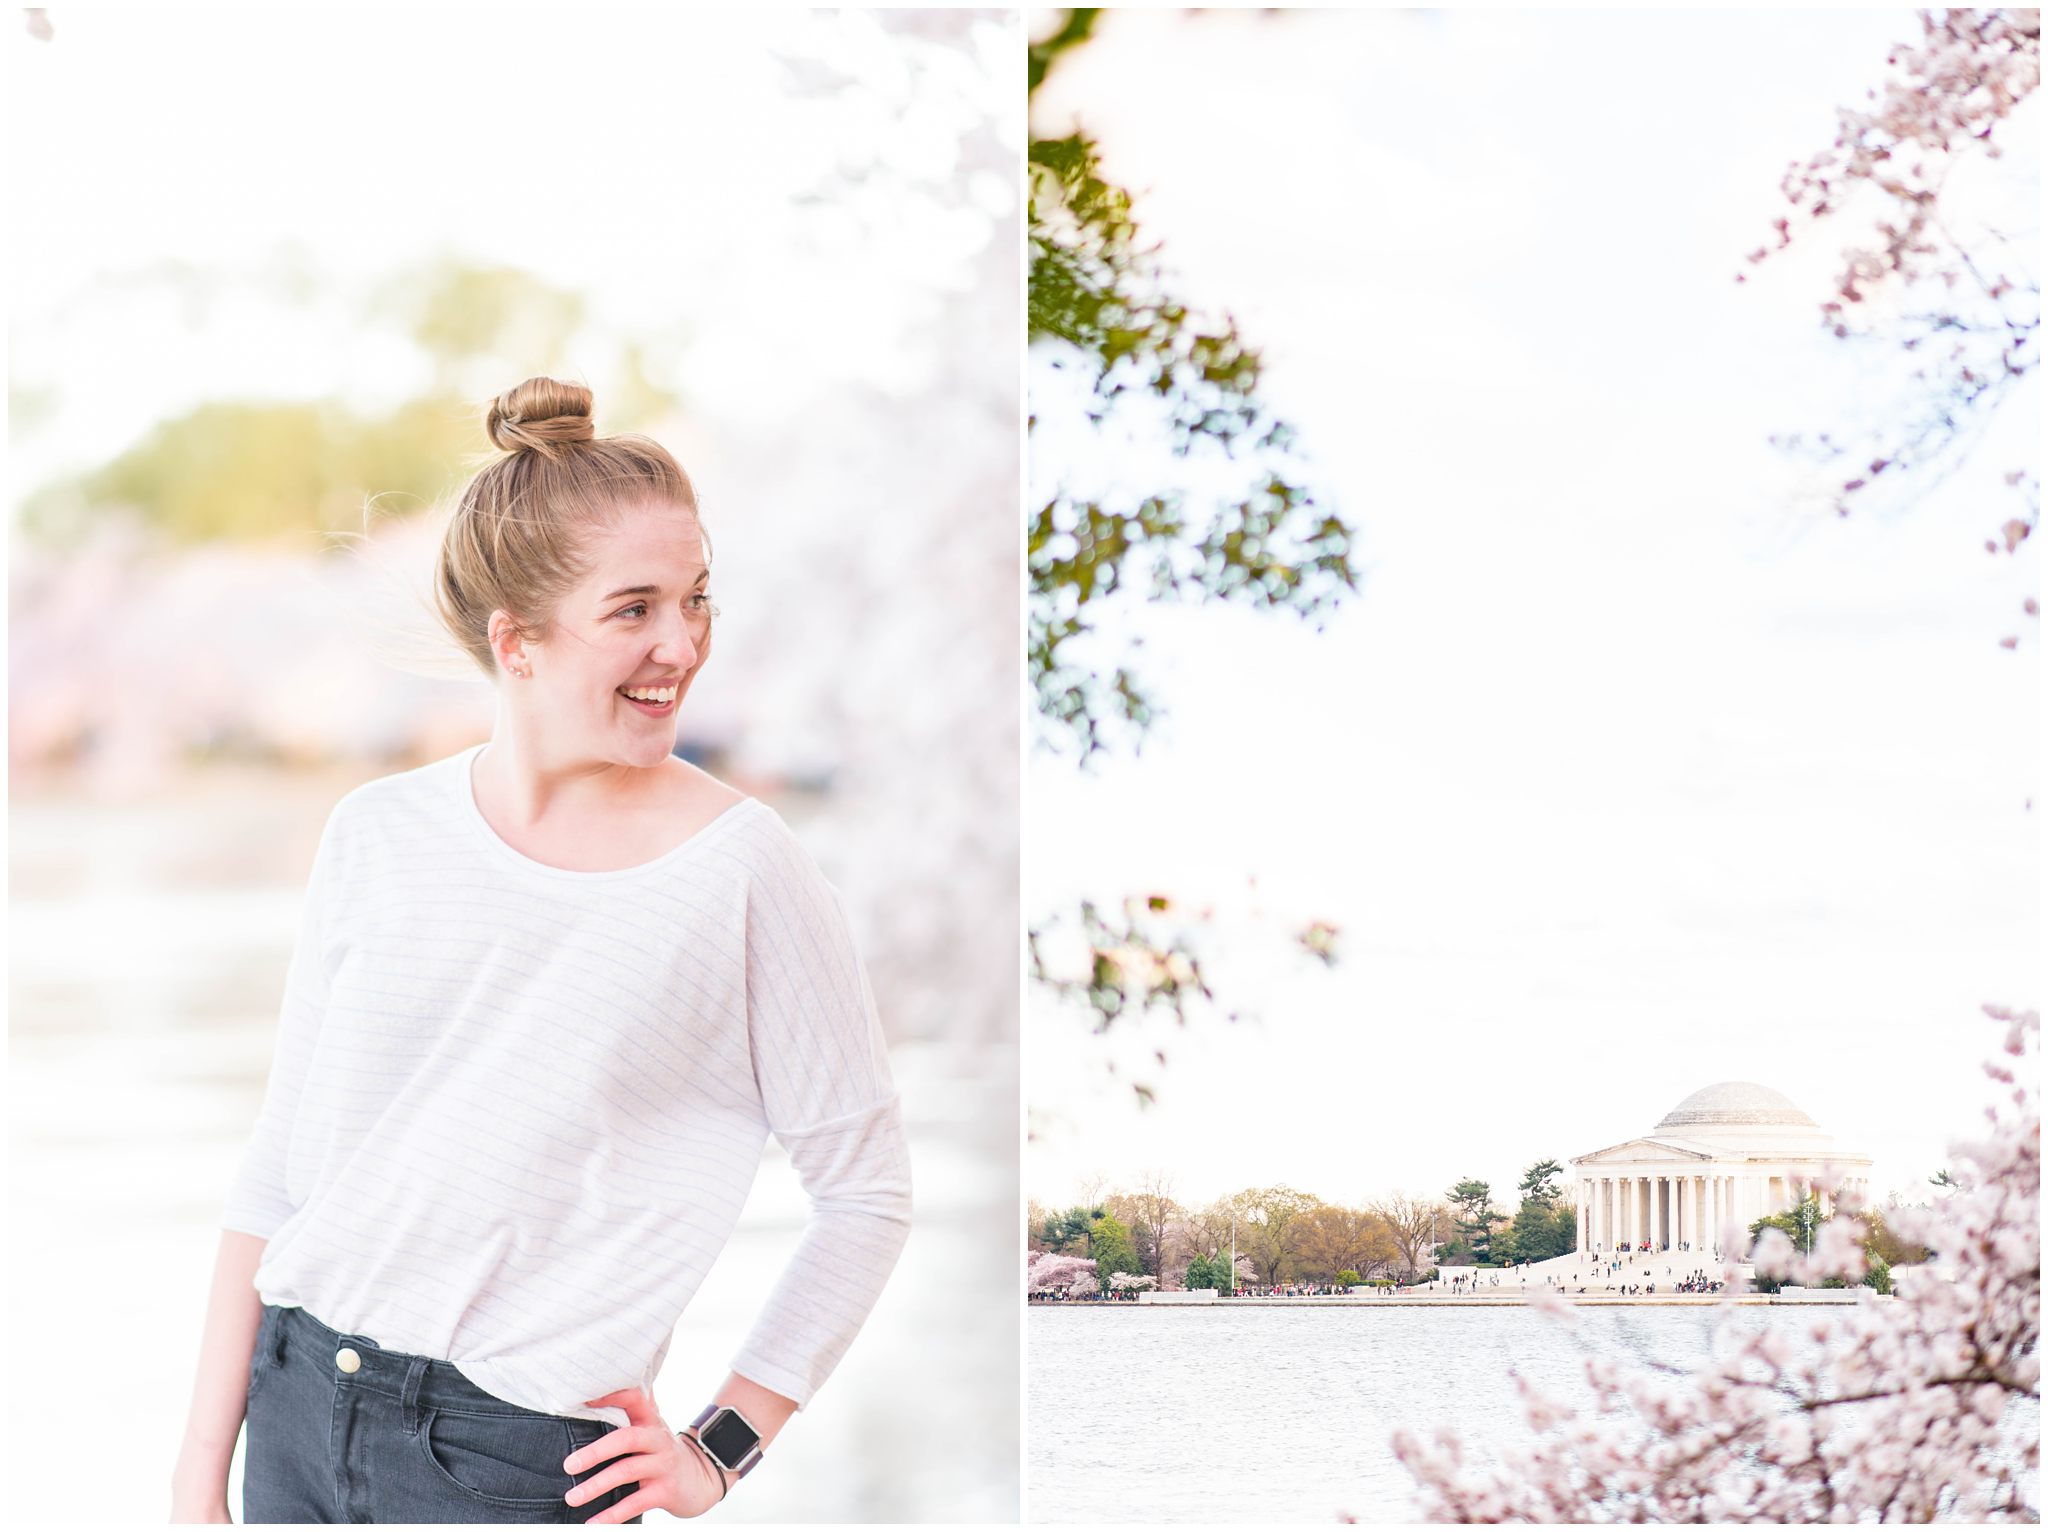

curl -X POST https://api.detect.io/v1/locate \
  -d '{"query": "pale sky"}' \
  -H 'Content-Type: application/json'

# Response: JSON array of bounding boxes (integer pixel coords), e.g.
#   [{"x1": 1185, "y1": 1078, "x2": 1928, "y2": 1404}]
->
[
  {"x1": 1027, "y1": 9, "x2": 2041, "y2": 1214},
  {"x1": 7, "y1": 7, "x2": 1016, "y2": 501}
]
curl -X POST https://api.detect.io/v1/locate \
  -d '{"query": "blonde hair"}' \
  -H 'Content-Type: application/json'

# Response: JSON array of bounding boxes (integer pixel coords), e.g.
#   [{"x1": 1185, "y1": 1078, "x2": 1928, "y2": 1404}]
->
[{"x1": 430, "y1": 376, "x2": 706, "y2": 680}]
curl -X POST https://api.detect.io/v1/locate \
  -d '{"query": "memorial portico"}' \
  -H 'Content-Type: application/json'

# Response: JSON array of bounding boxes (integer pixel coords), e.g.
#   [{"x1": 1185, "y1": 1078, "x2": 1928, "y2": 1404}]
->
[{"x1": 1569, "y1": 1082, "x2": 1872, "y2": 1256}]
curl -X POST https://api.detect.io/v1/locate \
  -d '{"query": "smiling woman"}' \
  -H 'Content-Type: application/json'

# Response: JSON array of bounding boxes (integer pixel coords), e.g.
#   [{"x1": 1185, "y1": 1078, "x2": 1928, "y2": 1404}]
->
[{"x1": 171, "y1": 377, "x2": 913, "y2": 1525}]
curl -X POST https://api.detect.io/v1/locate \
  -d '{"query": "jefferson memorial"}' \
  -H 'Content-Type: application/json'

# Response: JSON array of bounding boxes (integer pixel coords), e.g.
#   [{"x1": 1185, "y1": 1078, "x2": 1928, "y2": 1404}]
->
[{"x1": 1570, "y1": 1082, "x2": 1872, "y2": 1255}]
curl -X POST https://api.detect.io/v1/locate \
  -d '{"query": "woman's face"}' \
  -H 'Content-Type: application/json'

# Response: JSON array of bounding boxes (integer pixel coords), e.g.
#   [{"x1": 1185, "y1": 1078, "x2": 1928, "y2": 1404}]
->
[{"x1": 509, "y1": 503, "x2": 713, "y2": 766}]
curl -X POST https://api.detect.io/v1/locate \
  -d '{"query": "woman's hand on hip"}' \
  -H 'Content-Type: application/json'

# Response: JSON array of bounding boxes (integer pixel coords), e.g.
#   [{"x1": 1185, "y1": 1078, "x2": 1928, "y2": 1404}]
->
[{"x1": 565, "y1": 1387, "x2": 725, "y2": 1523}]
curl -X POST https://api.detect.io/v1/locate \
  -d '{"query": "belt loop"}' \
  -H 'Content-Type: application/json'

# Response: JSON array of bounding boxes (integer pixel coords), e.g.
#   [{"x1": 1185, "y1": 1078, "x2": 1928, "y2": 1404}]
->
[{"x1": 400, "y1": 1356, "x2": 430, "y2": 1437}]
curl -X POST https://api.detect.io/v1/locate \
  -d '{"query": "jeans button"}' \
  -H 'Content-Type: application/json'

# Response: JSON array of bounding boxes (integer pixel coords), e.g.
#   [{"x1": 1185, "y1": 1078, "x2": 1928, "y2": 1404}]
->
[{"x1": 335, "y1": 1347, "x2": 361, "y2": 1373}]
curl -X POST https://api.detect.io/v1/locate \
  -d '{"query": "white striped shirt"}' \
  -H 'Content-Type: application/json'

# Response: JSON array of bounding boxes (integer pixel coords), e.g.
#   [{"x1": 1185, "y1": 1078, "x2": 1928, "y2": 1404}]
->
[{"x1": 221, "y1": 742, "x2": 911, "y2": 1424}]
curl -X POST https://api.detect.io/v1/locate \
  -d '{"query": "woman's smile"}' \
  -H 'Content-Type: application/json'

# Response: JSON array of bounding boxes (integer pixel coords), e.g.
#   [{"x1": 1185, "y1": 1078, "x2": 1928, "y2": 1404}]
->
[{"x1": 616, "y1": 682, "x2": 679, "y2": 716}]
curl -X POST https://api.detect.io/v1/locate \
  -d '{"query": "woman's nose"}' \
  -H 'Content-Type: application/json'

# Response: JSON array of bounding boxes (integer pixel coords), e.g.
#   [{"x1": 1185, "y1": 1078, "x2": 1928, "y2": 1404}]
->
[{"x1": 651, "y1": 618, "x2": 700, "y2": 668}]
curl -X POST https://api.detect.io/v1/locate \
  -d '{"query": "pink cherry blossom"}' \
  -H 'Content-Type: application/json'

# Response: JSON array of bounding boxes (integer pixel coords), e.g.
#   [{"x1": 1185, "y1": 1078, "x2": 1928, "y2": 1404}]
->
[{"x1": 1395, "y1": 1004, "x2": 2039, "y2": 1522}]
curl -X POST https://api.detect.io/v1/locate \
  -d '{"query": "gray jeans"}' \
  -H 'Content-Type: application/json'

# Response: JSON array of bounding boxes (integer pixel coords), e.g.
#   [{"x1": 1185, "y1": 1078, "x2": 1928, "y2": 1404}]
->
[{"x1": 242, "y1": 1302, "x2": 644, "y2": 1524}]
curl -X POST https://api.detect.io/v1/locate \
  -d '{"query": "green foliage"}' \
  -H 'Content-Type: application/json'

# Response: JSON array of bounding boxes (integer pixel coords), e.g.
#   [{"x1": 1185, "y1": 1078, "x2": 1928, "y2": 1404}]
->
[
  {"x1": 1026, "y1": 12, "x2": 1359, "y2": 762},
  {"x1": 1088, "y1": 1212, "x2": 1142, "y2": 1285},
  {"x1": 1864, "y1": 1252, "x2": 1893, "y2": 1295},
  {"x1": 1024, "y1": 8, "x2": 1359, "y2": 1087},
  {"x1": 1334, "y1": 1269, "x2": 1361, "y2": 1288},
  {"x1": 1026, "y1": 6, "x2": 1098, "y2": 97},
  {"x1": 1517, "y1": 1159, "x2": 1564, "y2": 1205},
  {"x1": 1224, "y1": 1185, "x2": 1323, "y2": 1284},
  {"x1": 1750, "y1": 1191, "x2": 1824, "y2": 1257},
  {"x1": 1041, "y1": 1204, "x2": 1107, "y2": 1254},
  {"x1": 18, "y1": 260, "x2": 682, "y2": 551},
  {"x1": 1448, "y1": 1177, "x2": 1504, "y2": 1264},
  {"x1": 1183, "y1": 1251, "x2": 1235, "y2": 1294},
  {"x1": 1503, "y1": 1198, "x2": 1577, "y2": 1264},
  {"x1": 22, "y1": 395, "x2": 465, "y2": 549}
]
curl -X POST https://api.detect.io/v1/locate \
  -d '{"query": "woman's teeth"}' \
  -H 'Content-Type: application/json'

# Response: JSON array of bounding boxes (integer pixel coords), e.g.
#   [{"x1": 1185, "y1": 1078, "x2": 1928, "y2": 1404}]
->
[{"x1": 619, "y1": 685, "x2": 677, "y2": 712}]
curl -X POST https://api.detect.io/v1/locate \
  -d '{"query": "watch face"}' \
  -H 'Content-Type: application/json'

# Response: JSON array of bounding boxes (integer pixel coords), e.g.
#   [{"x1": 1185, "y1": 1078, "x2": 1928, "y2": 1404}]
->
[{"x1": 700, "y1": 1409, "x2": 759, "y2": 1468}]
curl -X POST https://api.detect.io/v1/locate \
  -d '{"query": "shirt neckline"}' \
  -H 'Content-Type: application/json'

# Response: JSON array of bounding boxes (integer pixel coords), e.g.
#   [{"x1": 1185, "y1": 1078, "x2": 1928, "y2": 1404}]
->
[{"x1": 454, "y1": 742, "x2": 758, "y2": 881}]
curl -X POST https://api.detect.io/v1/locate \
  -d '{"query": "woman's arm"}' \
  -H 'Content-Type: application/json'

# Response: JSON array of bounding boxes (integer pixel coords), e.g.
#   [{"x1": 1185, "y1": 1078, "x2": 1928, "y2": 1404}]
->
[
  {"x1": 170, "y1": 1230, "x2": 266, "y2": 1522},
  {"x1": 705, "y1": 1371, "x2": 797, "y2": 1454}
]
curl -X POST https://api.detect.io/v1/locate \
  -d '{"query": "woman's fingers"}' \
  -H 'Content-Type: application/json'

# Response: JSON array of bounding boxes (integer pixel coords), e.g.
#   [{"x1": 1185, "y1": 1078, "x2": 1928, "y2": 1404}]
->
[
  {"x1": 565, "y1": 1450, "x2": 653, "y2": 1509},
  {"x1": 566, "y1": 1424, "x2": 657, "y2": 1474},
  {"x1": 582, "y1": 1484, "x2": 663, "y2": 1525}
]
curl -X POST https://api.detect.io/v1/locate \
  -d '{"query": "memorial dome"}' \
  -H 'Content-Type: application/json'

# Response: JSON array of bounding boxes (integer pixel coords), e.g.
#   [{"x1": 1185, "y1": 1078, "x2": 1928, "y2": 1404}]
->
[{"x1": 1655, "y1": 1081, "x2": 1816, "y2": 1131}]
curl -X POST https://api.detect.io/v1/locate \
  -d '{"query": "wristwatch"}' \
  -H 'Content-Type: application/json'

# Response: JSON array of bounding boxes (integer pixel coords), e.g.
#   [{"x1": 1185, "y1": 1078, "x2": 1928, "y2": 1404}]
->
[{"x1": 688, "y1": 1403, "x2": 765, "y2": 1480}]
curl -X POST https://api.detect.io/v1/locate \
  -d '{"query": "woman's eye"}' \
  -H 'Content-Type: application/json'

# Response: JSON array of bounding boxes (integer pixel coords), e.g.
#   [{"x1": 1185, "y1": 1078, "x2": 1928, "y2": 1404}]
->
[
  {"x1": 688, "y1": 593, "x2": 710, "y2": 609},
  {"x1": 619, "y1": 603, "x2": 647, "y2": 619}
]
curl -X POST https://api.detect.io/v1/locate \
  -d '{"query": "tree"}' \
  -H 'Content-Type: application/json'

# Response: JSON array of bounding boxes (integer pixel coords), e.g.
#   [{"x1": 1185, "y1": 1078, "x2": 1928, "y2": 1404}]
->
[
  {"x1": 1110, "y1": 1169, "x2": 1183, "y2": 1279},
  {"x1": 1447, "y1": 1178, "x2": 1504, "y2": 1266},
  {"x1": 1223, "y1": 1185, "x2": 1323, "y2": 1284},
  {"x1": 1395, "y1": 1005, "x2": 2039, "y2": 1522},
  {"x1": 1026, "y1": 1250, "x2": 1097, "y2": 1295},
  {"x1": 1086, "y1": 1212, "x2": 1143, "y2": 1288},
  {"x1": 1296, "y1": 1204, "x2": 1395, "y2": 1283},
  {"x1": 1741, "y1": 9, "x2": 2040, "y2": 664},
  {"x1": 1041, "y1": 1204, "x2": 1106, "y2": 1254},
  {"x1": 1026, "y1": 1198, "x2": 1056, "y2": 1253},
  {"x1": 1497, "y1": 1159, "x2": 1574, "y2": 1264},
  {"x1": 1517, "y1": 1159, "x2": 1564, "y2": 1205},
  {"x1": 1744, "y1": 9, "x2": 2039, "y2": 548},
  {"x1": 1026, "y1": 9, "x2": 1360, "y2": 1084},
  {"x1": 1183, "y1": 1250, "x2": 1238, "y2": 1295},
  {"x1": 1750, "y1": 1191, "x2": 1826, "y2": 1258},
  {"x1": 1864, "y1": 1201, "x2": 1932, "y2": 1268},
  {"x1": 1370, "y1": 1192, "x2": 1449, "y2": 1279},
  {"x1": 1502, "y1": 1199, "x2": 1577, "y2": 1265}
]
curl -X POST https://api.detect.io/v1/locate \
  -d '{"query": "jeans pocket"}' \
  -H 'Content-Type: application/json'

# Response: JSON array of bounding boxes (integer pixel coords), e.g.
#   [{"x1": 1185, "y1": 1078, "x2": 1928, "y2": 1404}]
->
[
  {"x1": 414, "y1": 1407, "x2": 578, "y2": 1507},
  {"x1": 246, "y1": 1307, "x2": 274, "y2": 1404}
]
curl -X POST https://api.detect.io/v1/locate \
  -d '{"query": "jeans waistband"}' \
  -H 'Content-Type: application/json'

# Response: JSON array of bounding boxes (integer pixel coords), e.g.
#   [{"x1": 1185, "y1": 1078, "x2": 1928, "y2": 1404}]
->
[{"x1": 264, "y1": 1302, "x2": 551, "y2": 1417}]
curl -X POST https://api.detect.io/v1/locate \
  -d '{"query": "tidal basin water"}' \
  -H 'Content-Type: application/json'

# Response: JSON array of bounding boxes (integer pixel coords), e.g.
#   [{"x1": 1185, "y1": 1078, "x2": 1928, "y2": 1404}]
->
[{"x1": 1028, "y1": 1303, "x2": 1904, "y2": 1522}]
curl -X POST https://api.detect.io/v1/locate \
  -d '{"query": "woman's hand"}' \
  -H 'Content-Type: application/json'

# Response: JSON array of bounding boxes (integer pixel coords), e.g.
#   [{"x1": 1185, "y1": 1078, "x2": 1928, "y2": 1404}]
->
[
  {"x1": 167, "y1": 1494, "x2": 231, "y2": 1524},
  {"x1": 170, "y1": 1454, "x2": 233, "y2": 1522},
  {"x1": 564, "y1": 1387, "x2": 725, "y2": 1524}
]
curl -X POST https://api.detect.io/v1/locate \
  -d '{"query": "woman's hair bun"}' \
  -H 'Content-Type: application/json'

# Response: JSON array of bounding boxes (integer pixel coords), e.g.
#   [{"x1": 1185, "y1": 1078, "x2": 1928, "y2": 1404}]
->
[{"x1": 486, "y1": 377, "x2": 597, "y2": 458}]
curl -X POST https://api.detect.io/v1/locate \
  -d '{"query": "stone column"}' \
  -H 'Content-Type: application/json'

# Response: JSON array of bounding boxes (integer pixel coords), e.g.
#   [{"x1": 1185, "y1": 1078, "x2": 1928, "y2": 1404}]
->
[
  {"x1": 1577, "y1": 1184, "x2": 1588, "y2": 1253},
  {"x1": 1650, "y1": 1175, "x2": 1663, "y2": 1249},
  {"x1": 1622, "y1": 1176, "x2": 1634, "y2": 1248}
]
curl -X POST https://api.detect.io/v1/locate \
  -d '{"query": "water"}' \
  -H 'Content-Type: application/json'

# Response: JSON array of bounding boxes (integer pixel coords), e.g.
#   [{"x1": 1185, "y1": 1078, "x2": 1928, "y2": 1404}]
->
[{"x1": 1030, "y1": 1303, "x2": 1842, "y2": 1522}]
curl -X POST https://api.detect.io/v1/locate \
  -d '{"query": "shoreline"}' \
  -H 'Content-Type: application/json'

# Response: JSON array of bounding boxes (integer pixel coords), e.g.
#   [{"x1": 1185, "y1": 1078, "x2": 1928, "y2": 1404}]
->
[{"x1": 1031, "y1": 1291, "x2": 1874, "y2": 1307}]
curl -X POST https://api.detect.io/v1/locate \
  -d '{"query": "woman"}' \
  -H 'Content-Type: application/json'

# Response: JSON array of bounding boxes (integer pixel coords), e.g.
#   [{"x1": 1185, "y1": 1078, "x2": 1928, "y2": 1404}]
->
[{"x1": 169, "y1": 378, "x2": 913, "y2": 1524}]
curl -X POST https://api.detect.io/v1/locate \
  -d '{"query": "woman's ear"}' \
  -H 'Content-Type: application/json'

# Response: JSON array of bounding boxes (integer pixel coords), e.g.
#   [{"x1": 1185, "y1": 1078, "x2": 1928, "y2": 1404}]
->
[{"x1": 487, "y1": 610, "x2": 530, "y2": 679}]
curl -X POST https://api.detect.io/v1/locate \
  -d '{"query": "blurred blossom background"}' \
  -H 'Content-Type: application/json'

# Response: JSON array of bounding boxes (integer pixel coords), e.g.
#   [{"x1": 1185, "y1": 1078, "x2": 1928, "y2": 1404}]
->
[{"x1": 8, "y1": 7, "x2": 1018, "y2": 1523}]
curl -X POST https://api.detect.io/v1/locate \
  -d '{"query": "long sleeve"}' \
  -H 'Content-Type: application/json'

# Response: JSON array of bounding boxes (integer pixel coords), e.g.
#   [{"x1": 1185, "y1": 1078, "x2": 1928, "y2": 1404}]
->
[
  {"x1": 728, "y1": 813, "x2": 913, "y2": 1408},
  {"x1": 219, "y1": 796, "x2": 349, "y2": 1240}
]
